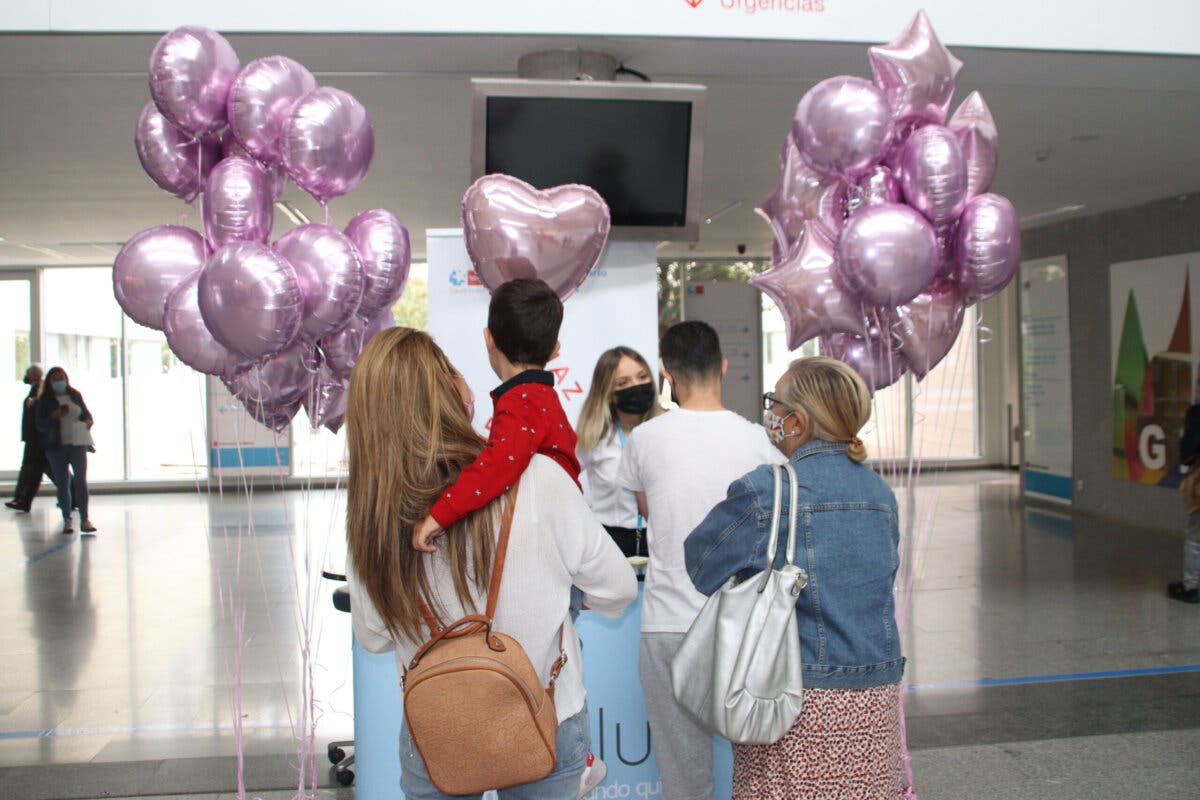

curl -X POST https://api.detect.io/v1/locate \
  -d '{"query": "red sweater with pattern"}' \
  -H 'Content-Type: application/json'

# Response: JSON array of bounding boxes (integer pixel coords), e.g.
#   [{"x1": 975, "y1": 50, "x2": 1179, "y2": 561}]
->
[{"x1": 429, "y1": 370, "x2": 581, "y2": 528}]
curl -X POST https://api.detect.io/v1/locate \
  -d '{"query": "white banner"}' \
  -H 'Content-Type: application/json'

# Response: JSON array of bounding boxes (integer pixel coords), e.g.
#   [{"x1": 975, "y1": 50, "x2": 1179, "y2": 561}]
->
[
  {"x1": 1019, "y1": 255, "x2": 1072, "y2": 503},
  {"x1": 8, "y1": 1, "x2": 1200, "y2": 56},
  {"x1": 207, "y1": 375, "x2": 292, "y2": 477},
  {"x1": 426, "y1": 231, "x2": 660, "y2": 435}
]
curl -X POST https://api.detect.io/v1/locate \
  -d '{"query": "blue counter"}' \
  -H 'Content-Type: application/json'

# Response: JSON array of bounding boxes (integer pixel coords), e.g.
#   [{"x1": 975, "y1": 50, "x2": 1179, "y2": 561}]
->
[{"x1": 351, "y1": 586, "x2": 733, "y2": 799}]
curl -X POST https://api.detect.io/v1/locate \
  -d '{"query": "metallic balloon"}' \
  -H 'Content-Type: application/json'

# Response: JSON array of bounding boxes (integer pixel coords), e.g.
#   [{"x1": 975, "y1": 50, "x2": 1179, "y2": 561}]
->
[
  {"x1": 275, "y1": 224, "x2": 365, "y2": 342},
  {"x1": 889, "y1": 278, "x2": 966, "y2": 378},
  {"x1": 793, "y1": 76, "x2": 894, "y2": 180},
  {"x1": 222, "y1": 133, "x2": 286, "y2": 198},
  {"x1": 282, "y1": 88, "x2": 375, "y2": 203},
  {"x1": 318, "y1": 309, "x2": 395, "y2": 381},
  {"x1": 227, "y1": 56, "x2": 317, "y2": 165},
  {"x1": 134, "y1": 102, "x2": 222, "y2": 201},
  {"x1": 868, "y1": 10, "x2": 963, "y2": 125},
  {"x1": 750, "y1": 220, "x2": 868, "y2": 351},
  {"x1": 243, "y1": 397, "x2": 301, "y2": 434},
  {"x1": 227, "y1": 340, "x2": 319, "y2": 407},
  {"x1": 835, "y1": 203, "x2": 939, "y2": 308},
  {"x1": 898, "y1": 126, "x2": 968, "y2": 226},
  {"x1": 948, "y1": 91, "x2": 999, "y2": 200},
  {"x1": 344, "y1": 209, "x2": 411, "y2": 319},
  {"x1": 853, "y1": 165, "x2": 903, "y2": 212},
  {"x1": 462, "y1": 175, "x2": 611, "y2": 301},
  {"x1": 114, "y1": 225, "x2": 208, "y2": 331},
  {"x1": 203, "y1": 157, "x2": 274, "y2": 248},
  {"x1": 148, "y1": 26, "x2": 240, "y2": 136},
  {"x1": 162, "y1": 270, "x2": 248, "y2": 377},
  {"x1": 301, "y1": 365, "x2": 348, "y2": 433},
  {"x1": 954, "y1": 193, "x2": 1021, "y2": 301},
  {"x1": 197, "y1": 241, "x2": 303, "y2": 361},
  {"x1": 819, "y1": 333, "x2": 907, "y2": 393},
  {"x1": 757, "y1": 134, "x2": 848, "y2": 264}
]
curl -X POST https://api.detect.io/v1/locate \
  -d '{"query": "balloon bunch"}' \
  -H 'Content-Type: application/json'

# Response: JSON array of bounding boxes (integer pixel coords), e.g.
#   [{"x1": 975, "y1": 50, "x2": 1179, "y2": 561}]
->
[
  {"x1": 113, "y1": 26, "x2": 409, "y2": 433},
  {"x1": 752, "y1": 11, "x2": 1019, "y2": 392}
]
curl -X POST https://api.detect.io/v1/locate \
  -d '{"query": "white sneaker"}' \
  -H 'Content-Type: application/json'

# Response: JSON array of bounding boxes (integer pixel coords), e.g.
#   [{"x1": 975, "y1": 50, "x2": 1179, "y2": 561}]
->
[
  {"x1": 577, "y1": 753, "x2": 607, "y2": 798},
  {"x1": 62, "y1": 517, "x2": 74, "y2": 535}
]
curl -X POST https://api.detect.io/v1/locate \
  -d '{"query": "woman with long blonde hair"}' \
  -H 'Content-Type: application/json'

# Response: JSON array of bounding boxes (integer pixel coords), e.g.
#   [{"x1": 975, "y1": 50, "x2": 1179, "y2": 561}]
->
[
  {"x1": 575, "y1": 346, "x2": 662, "y2": 557},
  {"x1": 345, "y1": 328, "x2": 637, "y2": 800},
  {"x1": 685, "y1": 356, "x2": 905, "y2": 800}
]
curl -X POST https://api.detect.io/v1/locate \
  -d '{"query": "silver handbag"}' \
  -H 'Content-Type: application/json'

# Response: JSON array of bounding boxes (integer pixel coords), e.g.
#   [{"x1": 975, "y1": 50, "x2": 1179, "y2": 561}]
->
[{"x1": 670, "y1": 462, "x2": 808, "y2": 745}]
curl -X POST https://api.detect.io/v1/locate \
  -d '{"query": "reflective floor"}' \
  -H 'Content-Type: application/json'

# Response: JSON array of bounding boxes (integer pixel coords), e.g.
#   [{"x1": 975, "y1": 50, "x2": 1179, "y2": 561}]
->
[{"x1": 1, "y1": 471, "x2": 1198, "y2": 799}]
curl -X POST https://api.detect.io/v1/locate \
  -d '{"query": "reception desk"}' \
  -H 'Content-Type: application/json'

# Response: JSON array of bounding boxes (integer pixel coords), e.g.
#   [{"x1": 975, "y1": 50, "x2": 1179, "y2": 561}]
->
[{"x1": 351, "y1": 584, "x2": 733, "y2": 799}]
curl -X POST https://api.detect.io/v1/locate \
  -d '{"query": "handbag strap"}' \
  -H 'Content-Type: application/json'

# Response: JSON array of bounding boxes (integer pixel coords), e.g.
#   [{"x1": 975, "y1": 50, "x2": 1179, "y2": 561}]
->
[
  {"x1": 759, "y1": 463, "x2": 801, "y2": 593},
  {"x1": 783, "y1": 463, "x2": 800, "y2": 565}
]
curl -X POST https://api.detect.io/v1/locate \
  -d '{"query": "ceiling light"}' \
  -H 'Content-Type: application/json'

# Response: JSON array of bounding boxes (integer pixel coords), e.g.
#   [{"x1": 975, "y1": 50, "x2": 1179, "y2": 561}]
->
[
  {"x1": 275, "y1": 200, "x2": 310, "y2": 226},
  {"x1": 1019, "y1": 204, "x2": 1085, "y2": 224}
]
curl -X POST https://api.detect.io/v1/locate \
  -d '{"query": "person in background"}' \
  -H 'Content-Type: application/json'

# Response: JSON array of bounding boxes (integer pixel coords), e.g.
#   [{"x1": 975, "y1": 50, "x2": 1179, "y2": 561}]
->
[
  {"x1": 685, "y1": 357, "x2": 905, "y2": 800},
  {"x1": 6, "y1": 365, "x2": 53, "y2": 512},
  {"x1": 34, "y1": 367, "x2": 96, "y2": 535},
  {"x1": 1169, "y1": 381, "x2": 1200, "y2": 604},
  {"x1": 617, "y1": 321, "x2": 784, "y2": 800},
  {"x1": 344, "y1": 328, "x2": 636, "y2": 800},
  {"x1": 575, "y1": 346, "x2": 663, "y2": 557}
]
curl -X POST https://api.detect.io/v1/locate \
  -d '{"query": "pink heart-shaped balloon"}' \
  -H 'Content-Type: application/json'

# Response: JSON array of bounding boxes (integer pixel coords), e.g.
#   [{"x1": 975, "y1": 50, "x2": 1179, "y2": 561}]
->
[{"x1": 461, "y1": 174, "x2": 611, "y2": 301}]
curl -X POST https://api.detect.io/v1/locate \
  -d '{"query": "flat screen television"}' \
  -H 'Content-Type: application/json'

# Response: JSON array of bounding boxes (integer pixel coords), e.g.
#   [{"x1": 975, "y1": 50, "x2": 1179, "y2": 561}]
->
[{"x1": 471, "y1": 79, "x2": 707, "y2": 241}]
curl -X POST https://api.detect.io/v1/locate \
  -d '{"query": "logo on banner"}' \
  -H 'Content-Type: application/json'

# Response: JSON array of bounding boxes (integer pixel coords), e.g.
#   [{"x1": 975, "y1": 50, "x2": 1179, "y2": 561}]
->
[
  {"x1": 448, "y1": 269, "x2": 484, "y2": 294},
  {"x1": 684, "y1": 0, "x2": 703, "y2": 7}
]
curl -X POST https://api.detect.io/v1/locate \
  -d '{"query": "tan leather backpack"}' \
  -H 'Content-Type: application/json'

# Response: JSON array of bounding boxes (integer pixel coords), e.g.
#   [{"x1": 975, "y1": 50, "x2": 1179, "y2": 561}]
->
[{"x1": 402, "y1": 487, "x2": 566, "y2": 795}]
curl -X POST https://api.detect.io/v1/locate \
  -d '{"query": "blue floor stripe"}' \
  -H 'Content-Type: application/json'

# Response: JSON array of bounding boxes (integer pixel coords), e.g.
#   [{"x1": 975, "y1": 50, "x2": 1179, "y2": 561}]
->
[
  {"x1": 24, "y1": 538, "x2": 77, "y2": 566},
  {"x1": 905, "y1": 663, "x2": 1200, "y2": 692}
]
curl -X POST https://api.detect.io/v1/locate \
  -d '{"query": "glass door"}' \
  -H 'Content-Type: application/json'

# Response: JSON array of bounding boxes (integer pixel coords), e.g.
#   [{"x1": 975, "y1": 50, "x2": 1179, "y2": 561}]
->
[{"x1": 0, "y1": 273, "x2": 39, "y2": 481}]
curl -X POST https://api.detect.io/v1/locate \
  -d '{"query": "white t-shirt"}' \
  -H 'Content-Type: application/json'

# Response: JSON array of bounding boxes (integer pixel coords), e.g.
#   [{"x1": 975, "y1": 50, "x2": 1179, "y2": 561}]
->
[
  {"x1": 617, "y1": 408, "x2": 785, "y2": 633},
  {"x1": 55, "y1": 394, "x2": 93, "y2": 448},
  {"x1": 578, "y1": 427, "x2": 640, "y2": 529},
  {"x1": 347, "y1": 455, "x2": 638, "y2": 724}
]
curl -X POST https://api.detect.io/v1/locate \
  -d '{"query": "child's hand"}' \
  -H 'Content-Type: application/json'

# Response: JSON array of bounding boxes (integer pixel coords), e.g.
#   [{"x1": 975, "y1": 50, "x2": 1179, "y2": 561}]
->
[{"x1": 412, "y1": 515, "x2": 444, "y2": 553}]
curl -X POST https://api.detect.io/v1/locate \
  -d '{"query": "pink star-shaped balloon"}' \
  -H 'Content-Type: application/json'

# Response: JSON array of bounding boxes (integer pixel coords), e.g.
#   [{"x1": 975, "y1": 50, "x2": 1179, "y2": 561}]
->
[
  {"x1": 947, "y1": 91, "x2": 999, "y2": 199},
  {"x1": 869, "y1": 10, "x2": 963, "y2": 125},
  {"x1": 750, "y1": 221, "x2": 868, "y2": 351},
  {"x1": 756, "y1": 134, "x2": 848, "y2": 264}
]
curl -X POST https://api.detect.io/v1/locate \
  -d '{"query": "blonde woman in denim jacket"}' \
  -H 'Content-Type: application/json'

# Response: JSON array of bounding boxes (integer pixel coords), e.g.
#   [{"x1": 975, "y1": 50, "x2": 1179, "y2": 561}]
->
[{"x1": 684, "y1": 357, "x2": 904, "y2": 800}]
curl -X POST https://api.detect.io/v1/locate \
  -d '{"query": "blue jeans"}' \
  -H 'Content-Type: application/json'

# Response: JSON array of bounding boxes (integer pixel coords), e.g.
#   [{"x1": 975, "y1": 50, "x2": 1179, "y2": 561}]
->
[
  {"x1": 45, "y1": 445, "x2": 88, "y2": 520},
  {"x1": 399, "y1": 709, "x2": 590, "y2": 800}
]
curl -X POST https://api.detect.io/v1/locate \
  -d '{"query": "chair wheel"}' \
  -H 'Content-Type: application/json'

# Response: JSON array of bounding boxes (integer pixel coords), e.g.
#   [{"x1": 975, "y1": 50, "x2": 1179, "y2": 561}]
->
[
  {"x1": 328, "y1": 745, "x2": 345, "y2": 764},
  {"x1": 336, "y1": 768, "x2": 355, "y2": 786}
]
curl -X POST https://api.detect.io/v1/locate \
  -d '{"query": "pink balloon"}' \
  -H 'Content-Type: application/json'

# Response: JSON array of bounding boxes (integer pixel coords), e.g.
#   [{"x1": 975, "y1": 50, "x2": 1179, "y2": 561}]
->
[
  {"x1": 750, "y1": 220, "x2": 867, "y2": 351},
  {"x1": 793, "y1": 76, "x2": 894, "y2": 180},
  {"x1": 301, "y1": 365, "x2": 348, "y2": 433},
  {"x1": 227, "y1": 56, "x2": 317, "y2": 166},
  {"x1": 318, "y1": 309, "x2": 395, "y2": 380},
  {"x1": 203, "y1": 157, "x2": 273, "y2": 248},
  {"x1": 198, "y1": 241, "x2": 303, "y2": 361},
  {"x1": 148, "y1": 26, "x2": 240, "y2": 136},
  {"x1": 163, "y1": 270, "x2": 248, "y2": 378},
  {"x1": 853, "y1": 166, "x2": 902, "y2": 212},
  {"x1": 819, "y1": 333, "x2": 906, "y2": 393},
  {"x1": 114, "y1": 225, "x2": 208, "y2": 331},
  {"x1": 344, "y1": 209, "x2": 411, "y2": 319},
  {"x1": 462, "y1": 175, "x2": 611, "y2": 301},
  {"x1": 836, "y1": 204, "x2": 939, "y2": 308},
  {"x1": 227, "y1": 341, "x2": 319, "y2": 407},
  {"x1": 222, "y1": 134, "x2": 286, "y2": 199},
  {"x1": 275, "y1": 224, "x2": 365, "y2": 342},
  {"x1": 898, "y1": 126, "x2": 968, "y2": 226},
  {"x1": 889, "y1": 278, "x2": 966, "y2": 378},
  {"x1": 955, "y1": 194, "x2": 1021, "y2": 301},
  {"x1": 244, "y1": 397, "x2": 301, "y2": 434},
  {"x1": 869, "y1": 10, "x2": 963, "y2": 125},
  {"x1": 282, "y1": 88, "x2": 375, "y2": 203},
  {"x1": 948, "y1": 91, "x2": 999, "y2": 200},
  {"x1": 134, "y1": 102, "x2": 222, "y2": 201},
  {"x1": 757, "y1": 135, "x2": 847, "y2": 264}
]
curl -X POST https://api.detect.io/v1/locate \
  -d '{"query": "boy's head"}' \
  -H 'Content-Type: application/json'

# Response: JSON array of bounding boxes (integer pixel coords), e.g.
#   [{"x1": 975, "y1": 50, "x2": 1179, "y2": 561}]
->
[
  {"x1": 485, "y1": 278, "x2": 563, "y2": 372},
  {"x1": 659, "y1": 320, "x2": 725, "y2": 392}
]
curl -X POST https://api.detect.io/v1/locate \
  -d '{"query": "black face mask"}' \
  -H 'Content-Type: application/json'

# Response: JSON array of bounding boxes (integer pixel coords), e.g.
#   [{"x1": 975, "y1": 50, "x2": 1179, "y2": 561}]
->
[{"x1": 614, "y1": 381, "x2": 656, "y2": 415}]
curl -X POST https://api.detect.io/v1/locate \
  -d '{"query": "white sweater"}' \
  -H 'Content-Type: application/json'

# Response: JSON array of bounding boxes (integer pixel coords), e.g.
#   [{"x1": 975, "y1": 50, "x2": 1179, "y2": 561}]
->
[{"x1": 348, "y1": 455, "x2": 639, "y2": 723}]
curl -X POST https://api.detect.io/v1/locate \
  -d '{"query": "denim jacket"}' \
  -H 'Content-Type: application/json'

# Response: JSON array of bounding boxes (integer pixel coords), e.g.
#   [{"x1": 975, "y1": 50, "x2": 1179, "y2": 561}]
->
[{"x1": 684, "y1": 439, "x2": 904, "y2": 690}]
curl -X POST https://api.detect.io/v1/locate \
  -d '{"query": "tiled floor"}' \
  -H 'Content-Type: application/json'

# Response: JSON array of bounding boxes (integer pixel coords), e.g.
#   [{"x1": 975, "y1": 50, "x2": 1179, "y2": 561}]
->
[{"x1": 1, "y1": 470, "x2": 1198, "y2": 799}]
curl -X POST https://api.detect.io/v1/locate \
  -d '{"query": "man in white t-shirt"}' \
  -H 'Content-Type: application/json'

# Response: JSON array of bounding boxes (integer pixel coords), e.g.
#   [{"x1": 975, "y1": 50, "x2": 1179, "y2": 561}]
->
[{"x1": 618, "y1": 320, "x2": 784, "y2": 800}]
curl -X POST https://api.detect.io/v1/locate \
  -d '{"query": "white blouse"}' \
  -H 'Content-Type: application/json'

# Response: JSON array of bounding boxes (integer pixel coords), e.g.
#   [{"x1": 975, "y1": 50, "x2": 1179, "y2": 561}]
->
[{"x1": 578, "y1": 426, "x2": 641, "y2": 529}]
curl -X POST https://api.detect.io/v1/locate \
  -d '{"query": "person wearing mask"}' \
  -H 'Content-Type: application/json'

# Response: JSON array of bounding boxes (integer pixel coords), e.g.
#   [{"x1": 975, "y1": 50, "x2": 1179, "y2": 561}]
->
[
  {"x1": 6, "y1": 365, "x2": 53, "y2": 512},
  {"x1": 344, "y1": 328, "x2": 637, "y2": 800},
  {"x1": 34, "y1": 367, "x2": 96, "y2": 535},
  {"x1": 575, "y1": 347, "x2": 663, "y2": 557},
  {"x1": 617, "y1": 321, "x2": 784, "y2": 800},
  {"x1": 684, "y1": 357, "x2": 906, "y2": 799}
]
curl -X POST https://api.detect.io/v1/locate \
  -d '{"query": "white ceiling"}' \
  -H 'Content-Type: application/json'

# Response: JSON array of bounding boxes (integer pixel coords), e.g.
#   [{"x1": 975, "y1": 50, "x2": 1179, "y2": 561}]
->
[{"x1": 1, "y1": 32, "x2": 1198, "y2": 266}]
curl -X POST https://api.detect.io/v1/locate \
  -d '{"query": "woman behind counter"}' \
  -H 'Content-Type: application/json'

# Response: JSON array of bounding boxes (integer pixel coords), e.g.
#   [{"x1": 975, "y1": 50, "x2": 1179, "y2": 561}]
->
[
  {"x1": 35, "y1": 366, "x2": 97, "y2": 535},
  {"x1": 575, "y1": 346, "x2": 662, "y2": 557},
  {"x1": 684, "y1": 356, "x2": 905, "y2": 800}
]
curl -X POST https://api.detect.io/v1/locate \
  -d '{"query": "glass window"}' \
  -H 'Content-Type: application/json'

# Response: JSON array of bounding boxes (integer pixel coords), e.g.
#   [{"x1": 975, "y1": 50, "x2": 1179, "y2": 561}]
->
[{"x1": 0, "y1": 279, "x2": 33, "y2": 479}]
